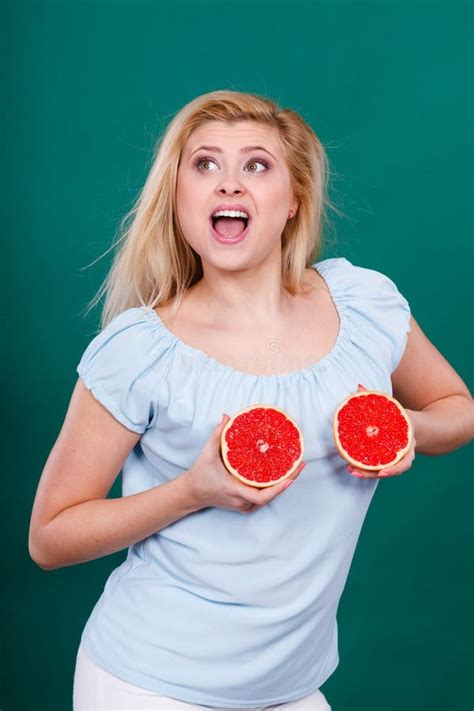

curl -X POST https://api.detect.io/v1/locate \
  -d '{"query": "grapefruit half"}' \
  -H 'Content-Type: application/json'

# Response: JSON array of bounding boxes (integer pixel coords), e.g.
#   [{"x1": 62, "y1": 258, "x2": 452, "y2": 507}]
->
[
  {"x1": 333, "y1": 390, "x2": 412, "y2": 470},
  {"x1": 221, "y1": 405, "x2": 304, "y2": 488}
]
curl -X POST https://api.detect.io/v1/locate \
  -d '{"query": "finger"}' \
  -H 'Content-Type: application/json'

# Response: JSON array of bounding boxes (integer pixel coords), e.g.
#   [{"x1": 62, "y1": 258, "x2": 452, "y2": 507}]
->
[
  {"x1": 377, "y1": 468, "x2": 407, "y2": 478},
  {"x1": 210, "y1": 414, "x2": 229, "y2": 453},
  {"x1": 349, "y1": 470, "x2": 378, "y2": 479},
  {"x1": 245, "y1": 479, "x2": 291, "y2": 506},
  {"x1": 216, "y1": 413, "x2": 229, "y2": 434},
  {"x1": 243, "y1": 504, "x2": 259, "y2": 513},
  {"x1": 241, "y1": 462, "x2": 306, "y2": 506},
  {"x1": 377, "y1": 451, "x2": 415, "y2": 477},
  {"x1": 280, "y1": 461, "x2": 306, "y2": 486},
  {"x1": 293, "y1": 461, "x2": 306, "y2": 478},
  {"x1": 348, "y1": 464, "x2": 407, "y2": 479},
  {"x1": 348, "y1": 465, "x2": 382, "y2": 479}
]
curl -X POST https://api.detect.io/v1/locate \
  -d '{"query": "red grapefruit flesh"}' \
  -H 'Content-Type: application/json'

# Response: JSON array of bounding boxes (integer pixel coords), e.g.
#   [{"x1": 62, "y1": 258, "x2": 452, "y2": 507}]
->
[
  {"x1": 221, "y1": 405, "x2": 304, "y2": 488},
  {"x1": 333, "y1": 390, "x2": 412, "y2": 470}
]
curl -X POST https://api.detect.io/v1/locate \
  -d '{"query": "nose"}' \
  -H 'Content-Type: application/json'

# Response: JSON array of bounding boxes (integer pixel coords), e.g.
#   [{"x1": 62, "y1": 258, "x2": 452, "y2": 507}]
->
[
  {"x1": 216, "y1": 169, "x2": 245, "y2": 195},
  {"x1": 218, "y1": 186, "x2": 242, "y2": 195}
]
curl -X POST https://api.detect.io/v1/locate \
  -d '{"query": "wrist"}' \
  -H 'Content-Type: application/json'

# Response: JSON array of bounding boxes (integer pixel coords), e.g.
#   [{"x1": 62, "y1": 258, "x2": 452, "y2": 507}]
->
[
  {"x1": 178, "y1": 468, "x2": 204, "y2": 512},
  {"x1": 405, "y1": 407, "x2": 426, "y2": 453}
]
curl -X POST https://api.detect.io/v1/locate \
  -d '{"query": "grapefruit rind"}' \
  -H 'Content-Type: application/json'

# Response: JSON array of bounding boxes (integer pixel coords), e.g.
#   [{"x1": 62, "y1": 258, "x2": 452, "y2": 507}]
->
[
  {"x1": 332, "y1": 390, "x2": 412, "y2": 471},
  {"x1": 221, "y1": 404, "x2": 304, "y2": 488}
]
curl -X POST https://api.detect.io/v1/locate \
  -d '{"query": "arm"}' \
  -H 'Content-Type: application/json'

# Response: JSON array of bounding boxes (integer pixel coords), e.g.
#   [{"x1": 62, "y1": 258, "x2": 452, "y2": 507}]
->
[
  {"x1": 28, "y1": 379, "x2": 200, "y2": 571},
  {"x1": 406, "y1": 396, "x2": 474, "y2": 456},
  {"x1": 349, "y1": 315, "x2": 473, "y2": 479},
  {"x1": 34, "y1": 475, "x2": 198, "y2": 571},
  {"x1": 391, "y1": 315, "x2": 474, "y2": 456}
]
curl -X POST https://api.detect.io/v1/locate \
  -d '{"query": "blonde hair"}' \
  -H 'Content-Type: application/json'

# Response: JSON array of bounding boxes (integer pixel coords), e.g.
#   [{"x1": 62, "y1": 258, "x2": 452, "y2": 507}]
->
[{"x1": 82, "y1": 89, "x2": 342, "y2": 329}]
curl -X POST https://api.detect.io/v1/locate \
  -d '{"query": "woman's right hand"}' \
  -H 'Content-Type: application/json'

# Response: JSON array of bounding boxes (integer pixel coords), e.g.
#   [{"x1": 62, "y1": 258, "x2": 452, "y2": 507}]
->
[{"x1": 183, "y1": 414, "x2": 306, "y2": 514}]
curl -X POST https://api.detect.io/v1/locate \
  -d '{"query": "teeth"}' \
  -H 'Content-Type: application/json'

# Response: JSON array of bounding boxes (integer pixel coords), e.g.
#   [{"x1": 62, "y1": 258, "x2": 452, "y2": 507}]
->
[{"x1": 212, "y1": 209, "x2": 249, "y2": 219}]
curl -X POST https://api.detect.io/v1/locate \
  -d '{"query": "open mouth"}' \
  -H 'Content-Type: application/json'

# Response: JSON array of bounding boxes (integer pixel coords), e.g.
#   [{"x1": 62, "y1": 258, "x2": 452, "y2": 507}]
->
[{"x1": 210, "y1": 214, "x2": 250, "y2": 239}]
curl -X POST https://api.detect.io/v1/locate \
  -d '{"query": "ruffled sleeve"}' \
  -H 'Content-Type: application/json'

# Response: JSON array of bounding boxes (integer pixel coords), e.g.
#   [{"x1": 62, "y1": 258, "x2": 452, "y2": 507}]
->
[
  {"x1": 331, "y1": 257, "x2": 412, "y2": 374},
  {"x1": 76, "y1": 308, "x2": 161, "y2": 434}
]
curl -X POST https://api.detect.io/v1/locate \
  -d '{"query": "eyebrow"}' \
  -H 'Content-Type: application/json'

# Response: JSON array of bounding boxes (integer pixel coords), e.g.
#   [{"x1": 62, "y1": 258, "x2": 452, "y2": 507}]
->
[{"x1": 190, "y1": 145, "x2": 276, "y2": 160}]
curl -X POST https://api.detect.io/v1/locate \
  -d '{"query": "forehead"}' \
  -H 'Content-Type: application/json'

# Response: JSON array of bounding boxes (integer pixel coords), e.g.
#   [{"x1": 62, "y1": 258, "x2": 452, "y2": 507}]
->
[{"x1": 183, "y1": 120, "x2": 283, "y2": 154}]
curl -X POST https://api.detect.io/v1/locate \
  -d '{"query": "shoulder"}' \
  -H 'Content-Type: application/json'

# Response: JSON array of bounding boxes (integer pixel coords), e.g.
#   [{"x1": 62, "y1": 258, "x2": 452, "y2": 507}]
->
[
  {"x1": 78, "y1": 307, "x2": 167, "y2": 360},
  {"x1": 313, "y1": 256, "x2": 409, "y2": 307},
  {"x1": 312, "y1": 257, "x2": 412, "y2": 373},
  {"x1": 76, "y1": 306, "x2": 174, "y2": 391},
  {"x1": 75, "y1": 307, "x2": 174, "y2": 434}
]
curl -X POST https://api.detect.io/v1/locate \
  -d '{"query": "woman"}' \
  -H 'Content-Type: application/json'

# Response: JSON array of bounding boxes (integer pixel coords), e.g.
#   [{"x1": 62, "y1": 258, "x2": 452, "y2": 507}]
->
[{"x1": 28, "y1": 90, "x2": 473, "y2": 710}]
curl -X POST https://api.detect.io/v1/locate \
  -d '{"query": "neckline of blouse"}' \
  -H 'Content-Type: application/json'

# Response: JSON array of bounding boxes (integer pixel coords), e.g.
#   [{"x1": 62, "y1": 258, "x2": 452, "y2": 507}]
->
[{"x1": 140, "y1": 258, "x2": 350, "y2": 381}]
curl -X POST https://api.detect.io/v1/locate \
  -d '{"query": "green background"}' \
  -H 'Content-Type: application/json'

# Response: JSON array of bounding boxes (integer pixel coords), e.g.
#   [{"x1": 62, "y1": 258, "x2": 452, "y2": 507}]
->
[{"x1": 3, "y1": 1, "x2": 472, "y2": 709}]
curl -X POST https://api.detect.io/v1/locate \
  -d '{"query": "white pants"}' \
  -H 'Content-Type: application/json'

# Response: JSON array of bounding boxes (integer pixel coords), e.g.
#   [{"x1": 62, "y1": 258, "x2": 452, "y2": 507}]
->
[{"x1": 73, "y1": 645, "x2": 332, "y2": 711}]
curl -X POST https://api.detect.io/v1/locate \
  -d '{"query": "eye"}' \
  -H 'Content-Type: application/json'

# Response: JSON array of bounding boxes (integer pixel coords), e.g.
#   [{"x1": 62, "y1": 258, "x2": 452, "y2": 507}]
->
[
  {"x1": 193, "y1": 156, "x2": 270, "y2": 173},
  {"x1": 246, "y1": 158, "x2": 269, "y2": 173},
  {"x1": 194, "y1": 157, "x2": 219, "y2": 171}
]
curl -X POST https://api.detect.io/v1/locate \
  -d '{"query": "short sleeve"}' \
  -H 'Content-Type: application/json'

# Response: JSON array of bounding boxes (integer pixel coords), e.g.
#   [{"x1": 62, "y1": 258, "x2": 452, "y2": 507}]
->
[
  {"x1": 387, "y1": 280, "x2": 412, "y2": 372},
  {"x1": 330, "y1": 258, "x2": 412, "y2": 374},
  {"x1": 76, "y1": 308, "x2": 158, "y2": 434}
]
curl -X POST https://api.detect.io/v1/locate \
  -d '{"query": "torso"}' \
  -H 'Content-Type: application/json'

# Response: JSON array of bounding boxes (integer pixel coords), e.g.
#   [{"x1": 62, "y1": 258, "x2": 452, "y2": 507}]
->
[{"x1": 154, "y1": 267, "x2": 340, "y2": 377}]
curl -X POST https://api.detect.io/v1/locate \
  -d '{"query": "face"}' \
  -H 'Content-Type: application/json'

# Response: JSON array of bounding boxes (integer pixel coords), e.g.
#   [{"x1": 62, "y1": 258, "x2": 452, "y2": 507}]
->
[{"x1": 175, "y1": 121, "x2": 297, "y2": 267}]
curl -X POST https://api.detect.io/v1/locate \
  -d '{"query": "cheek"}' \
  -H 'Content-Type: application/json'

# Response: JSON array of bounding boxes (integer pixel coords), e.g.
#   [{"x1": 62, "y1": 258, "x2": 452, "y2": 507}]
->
[
  {"x1": 259, "y1": 203, "x2": 290, "y2": 234},
  {"x1": 176, "y1": 176, "x2": 204, "y2": 236},
  {"x1": 257, "y1": 179, "x2": 292, "y2": 220},
  {"x1": 175, "y1": 172, "x2": 193, "y2": 212},
  {"x1": 176, "y1": 209, "x2": 201, "y2": 249}
]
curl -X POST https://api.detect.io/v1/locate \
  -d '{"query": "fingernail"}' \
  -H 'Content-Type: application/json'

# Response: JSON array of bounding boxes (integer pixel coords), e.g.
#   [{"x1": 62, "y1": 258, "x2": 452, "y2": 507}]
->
[
  {"x1": 283, "y1": 480, "x2": 294, "y2": 490},
  {"x1": 219, "y1": 414, "x2": 225, "y2": 425},
  {"x1": 378, "y1": 472, "x2": 389, "y2": 477}
]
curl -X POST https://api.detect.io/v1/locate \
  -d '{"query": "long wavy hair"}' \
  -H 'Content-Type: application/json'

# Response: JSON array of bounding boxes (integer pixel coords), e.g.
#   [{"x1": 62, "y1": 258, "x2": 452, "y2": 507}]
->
[{"x1": 82, "y1": 89, "x2": 342, "y2": 329}]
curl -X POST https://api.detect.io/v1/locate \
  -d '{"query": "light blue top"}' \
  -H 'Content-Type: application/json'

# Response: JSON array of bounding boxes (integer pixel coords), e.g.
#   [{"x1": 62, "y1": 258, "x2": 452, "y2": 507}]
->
[{"x1": 76, "y1": 257, "x2": 411, "y2": 707}]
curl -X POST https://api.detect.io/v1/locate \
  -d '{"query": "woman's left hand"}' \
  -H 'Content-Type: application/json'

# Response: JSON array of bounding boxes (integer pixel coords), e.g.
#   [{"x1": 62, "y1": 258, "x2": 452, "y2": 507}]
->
[{"x1": 347, "y1": 384, "x2": 417, "y2": 479}]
